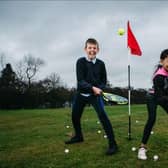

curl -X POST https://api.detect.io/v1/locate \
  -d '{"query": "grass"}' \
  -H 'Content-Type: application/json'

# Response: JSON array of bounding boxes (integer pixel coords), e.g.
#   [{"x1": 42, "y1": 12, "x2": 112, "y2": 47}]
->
[{"x1": 0, "y1": 105, "x2": 167, "y2": 168}]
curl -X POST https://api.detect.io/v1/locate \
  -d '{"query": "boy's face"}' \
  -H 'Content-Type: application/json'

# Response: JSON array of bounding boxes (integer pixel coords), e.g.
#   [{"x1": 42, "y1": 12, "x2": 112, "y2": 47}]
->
[{"x1": 84, "y1": 43, "x2": 99, "y2": 60}]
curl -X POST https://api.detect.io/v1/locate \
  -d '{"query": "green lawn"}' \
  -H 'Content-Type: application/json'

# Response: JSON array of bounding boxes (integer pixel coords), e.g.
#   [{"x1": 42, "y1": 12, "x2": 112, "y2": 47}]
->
[{"x1": 0, "y1": 105, "x2": 167, "y2": 168}]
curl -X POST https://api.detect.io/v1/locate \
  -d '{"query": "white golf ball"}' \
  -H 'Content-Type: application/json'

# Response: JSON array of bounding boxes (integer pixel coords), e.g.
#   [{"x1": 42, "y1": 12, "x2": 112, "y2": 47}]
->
[
  {"x1": 135, "y1": 120, "x2": 139, "y2": 123},
  {"x1": 153, "y1": 155, "x2": 159, "y2": 161},
  {"x1": 151, "y1": 131, "x2": 154, "y2": 134},
  {"x1": 104, "y1": 135, "x2": 107, "y2": 138},
  {"x1": 66, "y1": 125, "x2": 70, "y2": 128},
  {"x1": 97, "y1": 121, "x2": 100, "y2": 124},
  {"x1": 131, "y1": 147, "x2": 136, "y2": 151},
  {"x1": 64, "y1": 149, "x2": 69, "y2": 153},
  {"x1": 97, "y1": 130, "x2": 101, "y2": 134}
]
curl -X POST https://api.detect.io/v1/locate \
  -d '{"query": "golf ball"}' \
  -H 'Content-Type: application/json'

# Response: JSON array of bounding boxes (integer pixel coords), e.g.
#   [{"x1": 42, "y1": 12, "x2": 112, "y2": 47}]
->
[
  {"x1": 131, "y1": 147, "x2": 136, "y2": 151},
  {"x1": 97, "y1": 130, "x2": 101, "y2": 134},
  {"x1": 153, "y1": 155, "x2": 159, "y2": 161},
  {"x1": 104, "y1": 135, "x2": 107, "y2": 138},
  {"x1": 135, "y1": 120, "x2": 139, "y2": 123},
  {"x1": 97, "y1": 121, "x2": 100, "y2": 124},
  {"x1": 64, "y1": 149, "x2": 69, "y2": 153},
  {"x1": 66, "y1": 125, "x2": 70, "y2": 128},
  {"x1": 151, "y1": 131, "x2": 154, "y2": 134}
]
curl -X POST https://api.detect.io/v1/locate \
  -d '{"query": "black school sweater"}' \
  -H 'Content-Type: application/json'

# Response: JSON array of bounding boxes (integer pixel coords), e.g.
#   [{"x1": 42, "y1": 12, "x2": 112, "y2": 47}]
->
[{"x1": 76, "y1": 57, "x2": 107, "y2": 94}]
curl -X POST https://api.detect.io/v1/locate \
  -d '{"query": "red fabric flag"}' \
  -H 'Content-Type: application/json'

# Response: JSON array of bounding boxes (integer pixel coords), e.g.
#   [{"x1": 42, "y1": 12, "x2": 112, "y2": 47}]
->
[{"x1": 127, "y1": 21, "x2": 142, "y2": 56}]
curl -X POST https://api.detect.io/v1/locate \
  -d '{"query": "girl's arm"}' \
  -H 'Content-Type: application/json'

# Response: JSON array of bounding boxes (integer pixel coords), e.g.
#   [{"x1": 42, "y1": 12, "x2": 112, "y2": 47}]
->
[{"x1": 154, "y1": 75, "x2": 168, "y2": 102}]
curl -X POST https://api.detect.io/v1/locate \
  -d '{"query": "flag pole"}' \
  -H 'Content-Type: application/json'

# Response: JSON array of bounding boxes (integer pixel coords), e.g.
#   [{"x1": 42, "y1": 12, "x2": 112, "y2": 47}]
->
[
  {"x1": 128, "y1": 49, "x2": 131, "y2": 140},
  {"x1": 127, "y1": 20, "x2": 142, "y2": 140}
]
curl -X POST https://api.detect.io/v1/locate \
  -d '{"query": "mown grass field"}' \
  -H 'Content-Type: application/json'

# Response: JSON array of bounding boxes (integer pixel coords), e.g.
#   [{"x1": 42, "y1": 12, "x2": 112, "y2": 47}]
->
[{"x1": 0, "y1": 105, "x2": 167, "y2": 168}]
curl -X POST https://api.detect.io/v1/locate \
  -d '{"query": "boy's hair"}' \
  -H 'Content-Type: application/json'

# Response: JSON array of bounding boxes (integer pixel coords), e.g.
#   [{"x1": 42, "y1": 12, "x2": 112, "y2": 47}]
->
[{"x1": 85, "y1": 38, "x2": 99, "y2": 49}]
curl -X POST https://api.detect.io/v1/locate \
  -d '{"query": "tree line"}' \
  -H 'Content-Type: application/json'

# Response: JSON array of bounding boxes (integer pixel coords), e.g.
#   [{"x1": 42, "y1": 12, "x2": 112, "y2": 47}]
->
[{"x1": 0, "y1": 54, "x2": 147, "y2": 109}]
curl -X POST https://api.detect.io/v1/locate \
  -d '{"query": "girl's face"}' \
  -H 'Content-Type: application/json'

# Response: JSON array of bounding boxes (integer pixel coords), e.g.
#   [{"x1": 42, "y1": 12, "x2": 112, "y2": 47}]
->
[
  {"x1": 85, "y1": 43, "x2": 99, "y2": 60},
  {"x1": 161, "y1": 56, "x2": 168, "y2": 71}
]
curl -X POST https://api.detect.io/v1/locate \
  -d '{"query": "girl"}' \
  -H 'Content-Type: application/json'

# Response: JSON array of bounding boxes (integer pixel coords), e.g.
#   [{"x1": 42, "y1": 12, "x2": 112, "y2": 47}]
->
[{"x1": 138, "y1": 49, "x2": 168, "y2": 160}]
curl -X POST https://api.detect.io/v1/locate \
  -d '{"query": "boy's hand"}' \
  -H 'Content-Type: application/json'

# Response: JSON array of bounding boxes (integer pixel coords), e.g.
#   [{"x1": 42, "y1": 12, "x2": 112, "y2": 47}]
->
[{"x1": 92, "y1": 86, "x2": 102, "y2": 95}]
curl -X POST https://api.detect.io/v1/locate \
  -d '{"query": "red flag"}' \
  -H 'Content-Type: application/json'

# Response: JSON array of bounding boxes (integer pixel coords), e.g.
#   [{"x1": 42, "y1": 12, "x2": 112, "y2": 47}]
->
[{"x1": 127, "y1": 21, "x2": 142, "y2": 56}]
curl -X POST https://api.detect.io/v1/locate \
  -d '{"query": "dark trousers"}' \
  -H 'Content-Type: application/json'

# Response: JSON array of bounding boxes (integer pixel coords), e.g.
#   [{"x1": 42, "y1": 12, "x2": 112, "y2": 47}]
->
[
  {"x1": 141, "y1": 93, "x2": 168, "y2": 144},
  {"x1": 72, "y1": 93, "x2": 116, "y2": 147}
]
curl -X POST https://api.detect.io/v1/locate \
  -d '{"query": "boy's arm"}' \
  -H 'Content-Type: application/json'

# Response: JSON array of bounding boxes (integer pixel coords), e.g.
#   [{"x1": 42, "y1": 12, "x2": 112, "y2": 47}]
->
[
  {"x1": 76, "y1": 59, "x2": 93, "y2": 93},
  {"x1": 98, "y1": 62, "x2": 107, "y2": 90},
  {"x1": 92, "y1": 61, "x2": 106, "y2": 95}
]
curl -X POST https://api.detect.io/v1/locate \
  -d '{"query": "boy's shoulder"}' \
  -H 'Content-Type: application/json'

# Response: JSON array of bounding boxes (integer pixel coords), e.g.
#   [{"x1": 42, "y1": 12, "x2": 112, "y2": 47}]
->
[
  {"x1": 77, "y1": 57, "x2": 104, "y2": 64},
  {"x1": 96, "y1": 58, "x2": 104, "y2": 64},
  {"x1": 76, "y1": 57, "x2": 86, "y2": 64},
  {"x1": 77, "y1": 57, "x2": 86, "y2": 61}
]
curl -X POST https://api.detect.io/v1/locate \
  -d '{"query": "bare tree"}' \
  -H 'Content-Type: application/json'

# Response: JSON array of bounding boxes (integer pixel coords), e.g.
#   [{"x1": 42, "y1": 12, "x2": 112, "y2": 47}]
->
[
  {"x1": 23, "y1": 54, "x2": 45, "y2": 87},
  {"x1": 15, "y1": 60, "x2": 26, "y2": 82},
  {"x1": 48, "y1": 73, "x2": 62, "y2": 89},
  {"x1": 0, "y1": 52, "x2": 6, "y2": 72}
]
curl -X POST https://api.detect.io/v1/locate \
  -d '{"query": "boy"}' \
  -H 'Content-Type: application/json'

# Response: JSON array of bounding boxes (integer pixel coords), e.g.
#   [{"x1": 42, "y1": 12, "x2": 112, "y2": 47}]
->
[{"x1": 65, "y1": 38, "x2": 118, "y2": 155}]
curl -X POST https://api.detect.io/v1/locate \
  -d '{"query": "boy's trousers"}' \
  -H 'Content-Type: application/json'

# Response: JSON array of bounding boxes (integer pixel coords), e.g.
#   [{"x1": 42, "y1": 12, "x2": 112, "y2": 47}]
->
[{"x1": 71, "y1": 93, "x2": 116, "y2": 146}]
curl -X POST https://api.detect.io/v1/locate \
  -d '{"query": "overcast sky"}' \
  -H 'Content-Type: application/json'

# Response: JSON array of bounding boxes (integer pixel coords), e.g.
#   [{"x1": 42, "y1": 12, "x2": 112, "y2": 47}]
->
[{"x1": 1, "y1": 0, "x2": 168, "y2": 89}]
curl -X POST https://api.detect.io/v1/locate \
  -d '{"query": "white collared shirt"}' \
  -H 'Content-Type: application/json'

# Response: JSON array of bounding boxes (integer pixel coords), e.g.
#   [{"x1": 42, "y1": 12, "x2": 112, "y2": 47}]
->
[{"x1": 85, "y1": 56, "x2": 96, "y2": 64}]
